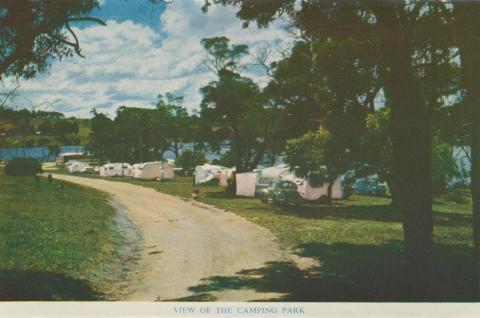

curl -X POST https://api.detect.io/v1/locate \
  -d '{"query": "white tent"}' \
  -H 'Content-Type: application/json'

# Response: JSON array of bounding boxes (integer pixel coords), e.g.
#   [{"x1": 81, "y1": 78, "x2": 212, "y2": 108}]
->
[
  {"x1": 67, "y1": 161, "x2": 91, "y2": 174},
  {"x1": 131, "y1": 161, "x2": 175, "y2": 180},
  {"x1": 194, "y1": 164, "x2": 226, "y2": 185},
  {"x1": 99, "y1": 163, "x2": 132, "y2": 177},
  {"x1": 254, "y1": 164, "x2": 345, "y2": 200},
  {"x1": 162, "y1": 161, "x2": 175, "y2": 179},
  {"x1": 133, "y1": 162, "x2": 163, "y2": 180},
  {"x1": 65, "y1": 161, "x2": 77, "y2": 170},
  {"x1": 236, "y1": 172, "x2": 259, "y2": 197},
  {"x1": 296, "y1": 177, "x2": 343, "y2": 200},
  {"x1": 219, "y1": 168, "x2": 235, "y2": 188}
]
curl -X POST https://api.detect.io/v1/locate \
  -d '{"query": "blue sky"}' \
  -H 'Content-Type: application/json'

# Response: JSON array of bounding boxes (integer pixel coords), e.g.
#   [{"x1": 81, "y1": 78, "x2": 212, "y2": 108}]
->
[
  {"x1": 10, "y1": 0, "x2": 293, "y2": 118},
  {"x1": 91, "y1": 0, "x2": 167, "y2": 30}
]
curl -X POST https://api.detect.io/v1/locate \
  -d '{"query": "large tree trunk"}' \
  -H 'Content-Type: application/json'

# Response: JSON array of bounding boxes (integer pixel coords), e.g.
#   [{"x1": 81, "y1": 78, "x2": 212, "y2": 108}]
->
[
  {"x1": 377, "y1": 3, "x2": 433, "y2": 299},
  {"x1": 454, "y1": 2, "x2": 480, "y2": 299},
  {"x1": 326, "y1": 182, "x2": 332, "y2": 206},
  {"x1": 231, "y1": 118, "x2": 243, "y2": 172}
]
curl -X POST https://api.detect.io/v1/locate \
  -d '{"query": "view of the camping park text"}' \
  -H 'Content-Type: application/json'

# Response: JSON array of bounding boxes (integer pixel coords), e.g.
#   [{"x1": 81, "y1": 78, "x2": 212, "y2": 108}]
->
[{"x1": 1, "y1": 0, "x2": 480, "y2": 315}]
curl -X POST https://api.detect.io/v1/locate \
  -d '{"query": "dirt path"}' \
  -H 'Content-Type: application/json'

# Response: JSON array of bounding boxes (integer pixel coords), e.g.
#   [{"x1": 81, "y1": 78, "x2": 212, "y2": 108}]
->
[{"x1": 52, "y1": 174, "x2": 314, "y2": 301}]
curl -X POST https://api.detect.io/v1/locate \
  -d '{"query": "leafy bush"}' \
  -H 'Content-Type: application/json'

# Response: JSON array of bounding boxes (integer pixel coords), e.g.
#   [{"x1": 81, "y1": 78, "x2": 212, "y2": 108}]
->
[
  {"x1": 176, "y1": 149, "x2": 206, "y2": 175},
  {"x1": 446, "y1": 189, "x2": 467, "y2": 204},
  {"x1": 5, "y1": 158, "x2": 42, "y2": 176}
]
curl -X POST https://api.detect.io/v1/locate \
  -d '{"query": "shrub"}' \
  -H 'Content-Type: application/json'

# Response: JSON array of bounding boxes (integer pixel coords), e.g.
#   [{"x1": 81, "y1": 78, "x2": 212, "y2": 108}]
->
[
  {"x1": 446, "y1": 189, "x2": 467, "y2": 204},
  {"x1": 176, "y1": 149, "x2": 206, "y2": 176},
  {"x1": 5, "y1": 158, "x2": 42, "y2": 176}
]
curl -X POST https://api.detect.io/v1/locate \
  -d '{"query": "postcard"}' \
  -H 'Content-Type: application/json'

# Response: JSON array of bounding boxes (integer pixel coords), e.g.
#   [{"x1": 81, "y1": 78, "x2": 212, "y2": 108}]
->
[{"x1": 0, "y1": 0, "x2": 479, "y2": 317}]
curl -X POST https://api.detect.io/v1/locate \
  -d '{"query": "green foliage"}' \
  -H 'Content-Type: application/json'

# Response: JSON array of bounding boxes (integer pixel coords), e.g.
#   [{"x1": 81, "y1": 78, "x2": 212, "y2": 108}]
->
[
  {"x1": 5, "y1": 158, "x2": 42, "y2": 176},
  {"x1": 201, "y1": 70, "x2": 265, "y2": 171},
  {"x1": 0, "y1": 0, "x2": 104, "y2": 79},
  {"x1": 176, "y1": 149, "x2": 206, "y2": 175},
  {"x1": 432, "y1": 135, "x2": 459, "y2": 194},
  {"x1": 284, "y1": 127, "x2": 329, "y2": 180},
  {"x1": 201, "y1": 36, "x2": 248, "y2": 73},
  {"x1": 89, "y1": 95, "x2": 197, "y2": 164}
]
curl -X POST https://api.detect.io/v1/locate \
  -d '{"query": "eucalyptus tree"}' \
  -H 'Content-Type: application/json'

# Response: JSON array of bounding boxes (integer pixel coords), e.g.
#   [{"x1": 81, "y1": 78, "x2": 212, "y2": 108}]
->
[
  {"x1": 200, "y1": 36, "x2": 267, "y2": 172},
  {"x1": 203, "y1": 0, "x2": 461, "y2": 298},
  {"x1": 0, "y1": 0, "x2": 105, "y2": 79}
]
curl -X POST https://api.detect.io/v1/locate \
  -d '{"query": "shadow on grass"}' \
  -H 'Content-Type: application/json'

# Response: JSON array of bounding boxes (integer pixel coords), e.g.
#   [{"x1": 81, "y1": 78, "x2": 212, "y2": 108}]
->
[
  {"x1": 205, "y1": 191, "x2": 471, "y2": 227},
  {"x1": 0, "y1": 270, "x2": 102, "y2": 301},
  {"x1": 178, "y1": 241, "x2": 475, "y2": 302}
]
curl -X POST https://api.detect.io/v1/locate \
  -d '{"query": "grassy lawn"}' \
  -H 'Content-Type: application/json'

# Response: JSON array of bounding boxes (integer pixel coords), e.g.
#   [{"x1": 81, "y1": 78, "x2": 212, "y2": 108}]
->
[
  {"x1": 56, "y1": 171, "x2": 475, "y2": 301},
  {"x1": 0, "y1": 169, "x2": 132, "y2": 300}
]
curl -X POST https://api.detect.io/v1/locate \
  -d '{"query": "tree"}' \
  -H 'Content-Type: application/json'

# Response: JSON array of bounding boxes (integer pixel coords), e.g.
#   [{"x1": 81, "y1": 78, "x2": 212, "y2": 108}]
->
[
  {"x1": 0, "y1": 0, "x2": 105, "y2": 79},
  {"x1": 52, "y1": 120, "x2": 79, "y2": 144},
  {"x1": 200, "y1": 37, "x2": 267, "y2": 172},
  {"x1": 453, "y1": 2, "x2": 480, "y2": 299},
  {"x1": 203, "y1": 0, "x2": 460, "y2": 298},
  {"x1": 176, "y1": 149, "x2": 206, "y2": 176},
  {"x1": 88, "y1": 108, "x2": 115, "y2": 163},
  {"x1": 156, "y1": 93, "x2": 190, "y2": 158},
  {"x1": 284, "y1": 127, "x2": 330, "y2": 199}
]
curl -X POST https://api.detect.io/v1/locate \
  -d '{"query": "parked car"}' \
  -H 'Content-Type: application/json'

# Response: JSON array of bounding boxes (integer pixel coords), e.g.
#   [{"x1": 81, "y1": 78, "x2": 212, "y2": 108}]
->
[
  {"x1": 353, "y1": 178, "x2": 388, "y2": 196},
  {"x1": 260, "y1": 179, "x2": 303, "y2": 205}
]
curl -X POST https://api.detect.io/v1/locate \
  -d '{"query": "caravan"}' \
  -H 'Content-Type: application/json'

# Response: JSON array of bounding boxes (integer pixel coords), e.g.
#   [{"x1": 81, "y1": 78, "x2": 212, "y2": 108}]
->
[
  {"x1": 132, "y1": 161, "x2": 175, "y2": 180},
  {"x1": 67, "y1": 161, "x2": 92, "y2": 174},
  {"x1": 194, "y1": 164, "x2": 226, "y2": 185},
  {"x1": 99, "y1": 163, "x2": 132, "y2": 177}
]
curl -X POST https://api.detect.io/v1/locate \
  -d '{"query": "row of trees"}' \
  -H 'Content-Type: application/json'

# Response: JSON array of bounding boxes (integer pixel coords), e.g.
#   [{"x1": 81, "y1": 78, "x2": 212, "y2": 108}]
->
[
  {"x1": 89, "y1": 94, "x2": 197, "y2": 164},
  {"x1": 200, "y1": 0, "x2": 479, "y2": 300}
]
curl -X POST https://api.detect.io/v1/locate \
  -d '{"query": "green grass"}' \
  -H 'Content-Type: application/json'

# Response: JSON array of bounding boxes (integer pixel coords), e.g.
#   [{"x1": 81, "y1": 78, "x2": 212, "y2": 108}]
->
[
  {"x1": 57, "y1": 171, "x2": 475, "y2": 301},
  {"x1": 0, "y1": 170, "x2": 125, "y2": 300}
]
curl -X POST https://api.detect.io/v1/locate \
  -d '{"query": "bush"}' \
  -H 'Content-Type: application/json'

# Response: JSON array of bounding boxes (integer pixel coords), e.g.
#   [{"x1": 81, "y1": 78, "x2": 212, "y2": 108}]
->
[
  {"x1": 5, "y1": 158, "x2": 42, "y2": 176},
  {"x1": 176, "y1": 149, "x2": 206, "y2": 176},
  {"x1": 446, "y1": 189, "x2": 467, "y2": 204}
]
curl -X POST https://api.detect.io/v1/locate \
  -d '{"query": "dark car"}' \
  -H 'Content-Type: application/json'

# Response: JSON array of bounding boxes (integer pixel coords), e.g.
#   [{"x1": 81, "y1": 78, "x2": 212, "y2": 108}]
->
[
  {"x1": 260, "y1": 179, "x2": 303, "y2": 205},
  {"x1": 353, "y1": 178, "x2": 388, "y2": 196}
]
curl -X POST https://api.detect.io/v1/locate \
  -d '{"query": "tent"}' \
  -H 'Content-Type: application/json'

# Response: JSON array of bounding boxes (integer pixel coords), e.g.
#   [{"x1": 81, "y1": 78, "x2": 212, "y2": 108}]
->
[
  {"x1": 133, "y1": 162, "x2": 163, "y2": 180},
  {"x1": 296, "y1": 177, "x2": 343, "y2": 200},
  {"x1": 253, "y1": 164, "x2": 345, "y2": 200},
  {"x1": 162, "y1": 161, "x2": 175, "y2": 179},
  {"x1": 255, "y1": 164, "x2": 293, "y2": 196},
  {"x1": 67, "y1": 161, "x2": 92, "y2": 174},
  {"x1": 131, "y1": 161, "x2": 175, "y2": 180},
  {"x1": 218, "y1": 168, "x2": 235, "y2": 188},
  {"x1": 194, "y1": 164, "x2": 226, "y2": 185},
  {"x1": 99, "y1": 163, "x2": 132, "y2": 177},
  {"x1": 236, "y1": 172, "x2": 259, "y2": 197}
]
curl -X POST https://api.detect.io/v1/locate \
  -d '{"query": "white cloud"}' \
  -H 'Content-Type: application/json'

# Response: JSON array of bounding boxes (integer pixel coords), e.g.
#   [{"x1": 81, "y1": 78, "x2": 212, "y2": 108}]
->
[{"x1": 13, "y1": 0, "x2": 294, "y2": 117}]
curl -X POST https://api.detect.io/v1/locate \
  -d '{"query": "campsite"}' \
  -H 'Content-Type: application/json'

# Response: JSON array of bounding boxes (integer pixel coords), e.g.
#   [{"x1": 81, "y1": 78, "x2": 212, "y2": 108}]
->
[{"x1": 0, "y1": 0, "x2": 479, "y2": 308}]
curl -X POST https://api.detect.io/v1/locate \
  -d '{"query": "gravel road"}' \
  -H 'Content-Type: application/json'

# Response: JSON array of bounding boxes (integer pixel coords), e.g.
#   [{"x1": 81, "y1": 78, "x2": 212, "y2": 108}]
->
[{"x1": 52, "y1": 174, "x2": 314, "y2": 301}]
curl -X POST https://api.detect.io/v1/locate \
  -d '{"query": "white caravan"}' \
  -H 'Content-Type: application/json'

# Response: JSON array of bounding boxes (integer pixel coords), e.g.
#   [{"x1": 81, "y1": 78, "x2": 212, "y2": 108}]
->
[
  {"x1": 67, "y1": 161, "x2": 92, "y2": 174},
  {"x1": 194, "y1": 164, "x2": 226, "y2": 185},
  {"x1": 99, "y1": 163, "x2": 132, "y2": 177}
]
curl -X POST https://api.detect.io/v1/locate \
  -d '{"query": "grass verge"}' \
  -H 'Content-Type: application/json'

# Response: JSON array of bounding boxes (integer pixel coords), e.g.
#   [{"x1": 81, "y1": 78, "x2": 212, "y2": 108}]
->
[{"x1": 0, "y1": 169, "x2": 130, "y2": 300}]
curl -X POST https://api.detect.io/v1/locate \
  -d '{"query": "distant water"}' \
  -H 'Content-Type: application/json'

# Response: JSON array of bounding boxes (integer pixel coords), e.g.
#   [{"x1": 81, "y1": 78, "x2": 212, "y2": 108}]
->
[
  {"x1": 0, "y1": 142, "x2": 229, "y2": 163},
  {"x1": 0, "y1": 146, "x2": 86, "y2": 161}
]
